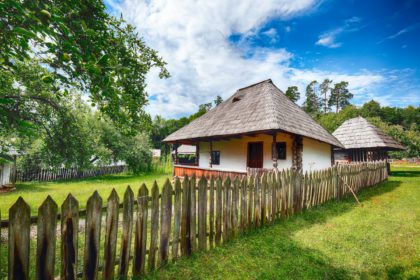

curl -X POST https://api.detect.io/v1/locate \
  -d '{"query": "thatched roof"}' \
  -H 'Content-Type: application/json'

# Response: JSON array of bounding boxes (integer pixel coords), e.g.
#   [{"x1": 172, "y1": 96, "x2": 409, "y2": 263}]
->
[
  {"x1": 332, "y1": 117, "x2": 405, "y2": 150},
  {"x1": 164, "y1": 79, "x2": 343, "y2": 147}
]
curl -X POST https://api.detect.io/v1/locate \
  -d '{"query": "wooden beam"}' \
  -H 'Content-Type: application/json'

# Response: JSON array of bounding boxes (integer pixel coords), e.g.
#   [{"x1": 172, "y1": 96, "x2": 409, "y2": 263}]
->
[
  {"x1": 209, "y1": 142, "x2": 213, "y2": 168},
  {"x1": 271, "y1": 134, "x2": 278, "y2": 168}
]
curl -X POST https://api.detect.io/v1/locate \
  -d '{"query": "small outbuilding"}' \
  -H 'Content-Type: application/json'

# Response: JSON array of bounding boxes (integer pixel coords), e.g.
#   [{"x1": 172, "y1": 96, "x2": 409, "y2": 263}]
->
[
  {"x1": 163, "y1": 79, "x2": 343, "y2": 178},
  {"x1": 332, "y1": 116, "x2": 405, "y2": 164},
  {"x1": 0, "y1": 149, "x2": 18, "y2": 188}
]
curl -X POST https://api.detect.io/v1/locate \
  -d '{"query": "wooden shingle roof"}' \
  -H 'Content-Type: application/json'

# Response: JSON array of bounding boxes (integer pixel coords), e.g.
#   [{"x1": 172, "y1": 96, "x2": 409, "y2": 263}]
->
[
  {"x1": 164, "y1": 79, "x2": 343, "y2": 147},
  {"x1": 332, "y1": 116, "x2": 405, "y2": 150}
]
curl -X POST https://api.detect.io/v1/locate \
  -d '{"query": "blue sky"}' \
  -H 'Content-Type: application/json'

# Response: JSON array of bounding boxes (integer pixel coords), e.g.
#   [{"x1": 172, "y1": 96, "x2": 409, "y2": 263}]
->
[{"x1": 107, "y1": 0, "x2": 420, "y2": 118}]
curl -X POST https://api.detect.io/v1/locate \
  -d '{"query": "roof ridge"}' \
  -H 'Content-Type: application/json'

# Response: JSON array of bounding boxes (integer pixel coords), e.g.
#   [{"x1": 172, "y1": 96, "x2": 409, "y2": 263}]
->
[{"x1": 237, "y1": 79, "x2": 272, "y2": 91}]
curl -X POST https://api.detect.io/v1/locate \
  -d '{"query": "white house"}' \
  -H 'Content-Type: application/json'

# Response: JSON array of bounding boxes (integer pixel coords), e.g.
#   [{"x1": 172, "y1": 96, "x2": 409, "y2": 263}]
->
[{"x1": 163, "y1": 79, "x2": 343, "y2": 178}]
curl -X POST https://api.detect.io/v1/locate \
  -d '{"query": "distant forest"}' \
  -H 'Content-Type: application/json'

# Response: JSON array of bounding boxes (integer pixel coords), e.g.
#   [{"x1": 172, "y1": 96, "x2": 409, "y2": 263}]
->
[{"x1": 151, "y1": 81, "x2": 419, "y2": 159}]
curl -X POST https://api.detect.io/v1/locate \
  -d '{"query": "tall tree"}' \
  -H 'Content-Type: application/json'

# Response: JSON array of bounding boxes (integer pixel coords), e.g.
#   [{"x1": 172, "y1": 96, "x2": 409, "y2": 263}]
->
[
  {"x1": 329, "y1": 81, "x2": 353, "y2": 113},
  {"x1": 214, "y1": 95, "x2": 223, "y2": 106},
  {"x1": 303, "y1": 80, "x2": 321, "y2": 115},
  {"x1": 285, "y1": 86, "x2": 300, "y2": 103},
  {"x1": 319, "y1": 79, "x2": 333, "y2": 113},
  {"x1": 1, "y1": 0, "x2": 169, "y2": 134}
]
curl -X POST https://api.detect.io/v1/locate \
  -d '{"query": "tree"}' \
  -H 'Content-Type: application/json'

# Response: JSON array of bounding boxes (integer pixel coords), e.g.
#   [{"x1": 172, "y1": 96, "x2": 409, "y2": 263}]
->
[
  {"x1": 361, "y1": 100, "x2": 381, "y2": 118},
  {"x1": 1, "y1": 0, "x2": 169, "y2": 133},
  {"x1": 214, "y1": 95, "x2": 223, "y2": 106},
  {"x1": 303, "y1": 80, "x2": 321, "y2": 115},
  {"x1": 329, "y1": 81, "x2": 353, "y2": 113},
  {"x1": 285, "y1": 86, "x2": 300, "y2": 103},
  {"x1": 319, "y1": 79, "x2": 332, "y2": 113}
]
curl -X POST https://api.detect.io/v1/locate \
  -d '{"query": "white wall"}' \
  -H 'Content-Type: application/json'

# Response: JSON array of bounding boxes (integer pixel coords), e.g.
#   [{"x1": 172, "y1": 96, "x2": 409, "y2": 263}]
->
[
  {"x1": 302, "y1": 137, "x2": 332, "y2": 172},
  {"x1": 0, "y1": 163, "x2": 12, "y2": 186},
  {"x1": 197, "y1": 132, "x2": 334, "y2": 173}
]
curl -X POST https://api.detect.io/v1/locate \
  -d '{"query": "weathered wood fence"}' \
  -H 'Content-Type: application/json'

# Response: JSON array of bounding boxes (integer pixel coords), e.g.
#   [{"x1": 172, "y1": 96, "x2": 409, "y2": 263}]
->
[
  {"x1": 13, "y1": 165, "x2": 127, "y2": 183},
  {"x1": 0, "y1": 161, "x2": 388, "y2": 279}
]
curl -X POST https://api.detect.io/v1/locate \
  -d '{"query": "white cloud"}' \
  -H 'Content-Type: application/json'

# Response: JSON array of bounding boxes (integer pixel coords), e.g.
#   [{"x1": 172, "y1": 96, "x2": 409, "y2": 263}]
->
[
  {"x1": 106, "y1": 1, "x2": 411, "y2": 117},
  {"x1": 315, "y1": 16, "x2": 362, "y2": 48},
  {"x1": 377, "y1": 23, "x2": 420, "y2": 44}
]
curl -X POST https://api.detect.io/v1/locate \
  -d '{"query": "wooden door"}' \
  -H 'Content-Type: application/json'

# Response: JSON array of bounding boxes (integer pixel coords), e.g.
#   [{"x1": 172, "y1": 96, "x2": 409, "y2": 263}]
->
[{"x1": 247, "y1": 142, "x2": 263, "y2": 168}]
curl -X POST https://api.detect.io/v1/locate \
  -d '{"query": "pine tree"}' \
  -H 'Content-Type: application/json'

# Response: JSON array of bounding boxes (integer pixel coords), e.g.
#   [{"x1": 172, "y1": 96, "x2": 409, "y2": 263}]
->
[
  {"x1": 319, "y1": 79, "x2": 332, "y2": 113},
  {"x1": 303, "y1": 80, "x2": 321, "y2": 115},
  {"x1": 329, "y1": 81, "x2": 353, "y2": 113},
  {"x1": 285, "y1": 86, "x2": 300, "y2": 103}
]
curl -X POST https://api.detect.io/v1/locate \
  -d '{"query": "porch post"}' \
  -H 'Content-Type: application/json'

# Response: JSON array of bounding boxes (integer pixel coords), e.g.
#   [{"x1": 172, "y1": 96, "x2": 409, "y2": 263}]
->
[
  {"x1": 195, "y1": 143, "x2": 199, "y2": 166},
  {"x1": 272, "y1": 134, "x2": 278, "y2": 169},
  {"x1": 174, "y1": 143, "x2": 179, "y2": 165},
  {"x1": 292, "y1": 134, "x2": 303, "y2": 172},
  {"x1": 209, "y1": 141, "x2": 213, "y2": 168}
]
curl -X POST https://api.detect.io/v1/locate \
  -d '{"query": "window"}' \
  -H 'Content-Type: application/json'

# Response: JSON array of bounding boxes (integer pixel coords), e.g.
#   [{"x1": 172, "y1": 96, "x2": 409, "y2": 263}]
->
[
  {"x1": 211, "y1": 151, "x2": 220, "y2": 165},
  {"x1": 276, "y1": 142, "x2": 286, "y2": 160}
]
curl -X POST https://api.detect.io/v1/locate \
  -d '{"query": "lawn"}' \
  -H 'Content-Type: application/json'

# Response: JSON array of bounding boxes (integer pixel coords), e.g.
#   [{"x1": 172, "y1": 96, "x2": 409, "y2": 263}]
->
[
  {"x1": 143, "y1": 165, "x2": 420, "y2": 280},
  {"x1": 0, "y1": 170, "x2": 171, "y2": 218}
]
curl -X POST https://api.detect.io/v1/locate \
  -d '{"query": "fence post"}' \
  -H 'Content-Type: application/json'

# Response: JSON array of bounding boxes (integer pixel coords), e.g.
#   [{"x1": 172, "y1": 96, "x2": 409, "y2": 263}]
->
[
  {"x1": 215, "y1": 177, "x2": 222, "y2": 246},
  {"x1": 181, "y1": 176, "x2": 191, "y2": 256},
  {"x1": 172, "y1": 178, "x2": 182, "y2": 259},
  {"x1": 61, "y1": 194, "x2": 79, "y2": 280},
  {"x1": 198, "y1": 176, "x2": 207, "y2": 250},
  {"x1": 209, "y1": 176, "x2": 215, "y2": 248}
]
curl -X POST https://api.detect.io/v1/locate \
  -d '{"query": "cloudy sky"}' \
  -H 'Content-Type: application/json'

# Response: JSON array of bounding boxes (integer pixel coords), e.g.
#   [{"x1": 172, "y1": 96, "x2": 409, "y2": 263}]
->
[{"x1": 106, "y1": 0, "x2": 420, "y2": 118}]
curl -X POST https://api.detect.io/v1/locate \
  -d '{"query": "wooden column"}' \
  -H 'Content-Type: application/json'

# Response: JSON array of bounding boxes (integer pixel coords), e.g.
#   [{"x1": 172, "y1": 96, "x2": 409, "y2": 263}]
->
[
  {"x1": 174, "y1": 144, "x2": 179, "y2": 165},
  {"x1": 271, "y1": 134, "x2": 278, "y2": 169},
  {"x1": 209, "y1": 141, "x2": 213, "y2": 168},
  {"x1": 292, "y1": 134, "x2": 303, "y2": 172},
  {"x1": 195, "y1": 143, "x2": 199, "y2": 166}
]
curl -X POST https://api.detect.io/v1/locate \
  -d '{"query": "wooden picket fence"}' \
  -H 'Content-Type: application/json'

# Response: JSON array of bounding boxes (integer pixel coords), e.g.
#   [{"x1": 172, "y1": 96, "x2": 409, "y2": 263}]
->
[
  {"x1": 0, "y1": 161, "x2": 388, "y2": 280},
  {"x1": 13, "y1": 165, "x2": 127, "y2": 183}
]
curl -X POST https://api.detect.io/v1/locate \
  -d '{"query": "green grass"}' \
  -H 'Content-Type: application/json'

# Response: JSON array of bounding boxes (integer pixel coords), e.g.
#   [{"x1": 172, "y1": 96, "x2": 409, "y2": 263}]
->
[
  {"x1": 143, "y1": 166, "x2": 420, "y2": 280},
  {"x1": 0, "y1": 170, "x2": 171, "y2": 218}
]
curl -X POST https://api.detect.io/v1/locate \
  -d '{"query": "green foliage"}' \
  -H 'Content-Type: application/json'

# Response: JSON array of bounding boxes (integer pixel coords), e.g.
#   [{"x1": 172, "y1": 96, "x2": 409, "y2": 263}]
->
[
  {"x1": 285, "y1": 86, "x2": 300, "y2": 103},
  {"x1": 1, "y1": 0, "x2": 169, "y2": 131},
  {"x1": 328, "y1": 81, "x2": 353, "y2": 113},
  {"x1": 214, "y1": 95, "x2": 223, "y2": 106}
]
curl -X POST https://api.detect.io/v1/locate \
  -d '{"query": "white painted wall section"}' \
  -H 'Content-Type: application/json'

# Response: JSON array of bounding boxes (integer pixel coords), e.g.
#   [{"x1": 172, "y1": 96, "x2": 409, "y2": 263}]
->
[{"x1": 302, "y1": 137, "x2": 332, "y2": 172}]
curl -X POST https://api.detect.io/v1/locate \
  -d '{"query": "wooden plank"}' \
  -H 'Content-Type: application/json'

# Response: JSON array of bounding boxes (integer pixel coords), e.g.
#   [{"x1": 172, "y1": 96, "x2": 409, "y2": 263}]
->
[
  {"x1": 159, "y1": 179, "x2": 173, "y2": 265},
  {"x1": 133, "y1": 184, "x2": 149, "y2": 276},
  {"x1": 248, "y1": 175, "x2": 254, "y2": 228},
  {"x1": 119, "y1": 186, "x2": 134, "y2": 277},
  {"x1": 215, "y1": 177, "x2": 223, "y2": 246},
  {"x1": 148, "y1": 181, "x2": 160, "y2": 271},
  {"x1": 223, "y1": 176, "x2": 231, "y2": 242},
  {"x1": 8, "y1": 197, "x2": 30, "y2": 280},
  {"x1": 83, "y1": 191, "x2": 102, "y2": 280},
  {"x1": 190, "y1": 175, "x2": 197, "y2": 252},
  {"x1": 172, "y1": 178, "x2": 182, "y2": 259},
  {"x1": 254, "y1": 175, "x2": 261, "y2": 227},
  {"x1": 180, "y1": 176, "x2": 191, "y2": 256},
  {"x1": 209, "y1": 176, "x2": 215, "y2": 248},
  {"x1": 198, "y1": 176, "x2": 208, "y2": 250},
  {"x1": 240, "y1": 176, "x2": 247, "y2": 232},
  {"x1": 103, "y1": 189, "x2": 119, "y2": 280},
  {"x1": 36, "y1": 196, "x2": 58, "y2": 280},
  {"x1": 232, "y1": 176, "x2": 240, "y2": 237},
  {"x1": 260, "y1": 173, "x2": 267, "y2": 225},
  {"x1": 61, "y1": 194, "x2": 79, "y2": 280},
  {"x1": 271, "y1": 172, "x2": 277, "y2": 223}
]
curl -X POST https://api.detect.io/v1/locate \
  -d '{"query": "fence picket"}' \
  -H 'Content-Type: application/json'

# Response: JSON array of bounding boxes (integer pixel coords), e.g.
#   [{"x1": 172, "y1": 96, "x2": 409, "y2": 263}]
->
[
  {"x1": 215, "y1": 177, "x2": 222, "y2": 246},
  {"x1": 240, "y1": 176, "x2": 247, "y2": 232},
  {"x1": 198, "y1": 176, "x2": 207, "y2": 250},
  {"x1": 181, "y1": 176, "x2": 190, "y2": 256},
  {"x1": 103, "y1": 190, "x2": 119, "y2": 280},
  {"x1": 223, "y1": 177, "x2": 232, "y2": 242},
  {"x1": 36, "y1": 196, "x2": 58, "y2": 280},
  {"x1": 148, "y1": 182, "x2": 160, "y2": 271},
  {"x1": 119, "y1": 186, "x2": 134, "y2": 277},
  {"x1": 232, "y1": 176, "x2": 239, "y2": 237},
  {"x1": 209, "y1": 176, "x2": 215, "y2": 248},
  {"x1": 159, "y1": 179, "x2": 173, "y2": 265},
  {"x1": 172, "y1": 178, "x2": 182, "y2": 259},
  {"x1": 133, "y1": 184, "x2": 149, "y2": 276},
  {"x1": 190, "y1": 175, "x2": 197, "y2": 252},
  {"x1": 61, "y1": 194, "x2": 79, "y2": 280},
  {"x1": 82, "y1": 191, "x2": 102, "y2": 280},
  {"x1": 8, "y1": 197, "x2": 30, "y2": 280}
]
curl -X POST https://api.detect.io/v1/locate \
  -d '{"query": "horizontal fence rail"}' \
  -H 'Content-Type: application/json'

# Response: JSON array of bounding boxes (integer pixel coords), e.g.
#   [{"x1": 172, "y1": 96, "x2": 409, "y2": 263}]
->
[
  {"x1": 13, "y1": 165, "x2": 127, "y2": 183},
  {"x1": 0, "y1": 161, "x2": 388, "y2": 279}
]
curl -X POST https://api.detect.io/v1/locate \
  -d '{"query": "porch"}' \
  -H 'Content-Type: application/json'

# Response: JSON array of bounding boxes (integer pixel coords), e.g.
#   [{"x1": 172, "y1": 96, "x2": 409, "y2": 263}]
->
[{"x1": 173, "y1": 165, "x2": 272, "y2": 179}]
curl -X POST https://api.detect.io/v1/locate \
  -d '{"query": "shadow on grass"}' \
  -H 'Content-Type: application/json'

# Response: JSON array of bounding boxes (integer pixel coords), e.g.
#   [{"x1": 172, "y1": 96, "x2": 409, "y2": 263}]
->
[
  {"x1": 144, "y1": 180, "x2": 403, "y2": 280},
  {"x1": 391, "y1": 169, "x2": 420, "y2": 178}
]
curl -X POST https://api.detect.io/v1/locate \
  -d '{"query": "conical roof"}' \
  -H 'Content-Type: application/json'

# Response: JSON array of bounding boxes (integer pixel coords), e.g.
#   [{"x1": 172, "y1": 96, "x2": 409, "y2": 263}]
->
[
  {"x1": 332, "y1": 116, "x2": 405, "y2": 150},
  {"x1": 164, "y1": 79, "x2": 343, "y2": 147}
]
